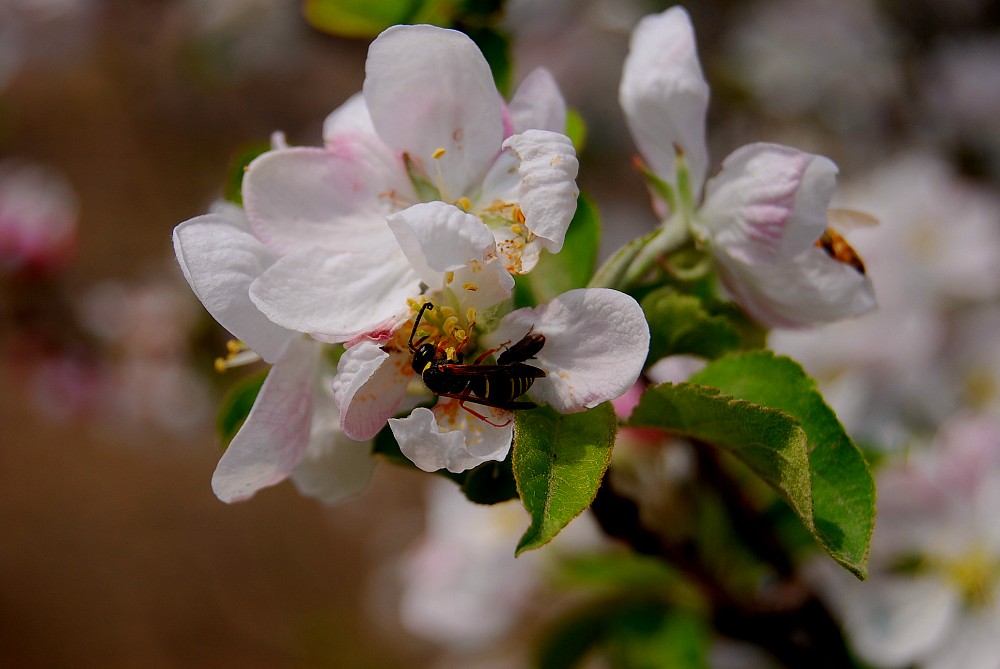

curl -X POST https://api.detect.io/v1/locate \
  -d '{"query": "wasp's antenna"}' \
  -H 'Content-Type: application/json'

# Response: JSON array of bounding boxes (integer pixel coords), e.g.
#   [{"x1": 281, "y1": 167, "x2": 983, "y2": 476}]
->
[{"x1": 408, "y1": 302, "x2": 435, "y2": 352}]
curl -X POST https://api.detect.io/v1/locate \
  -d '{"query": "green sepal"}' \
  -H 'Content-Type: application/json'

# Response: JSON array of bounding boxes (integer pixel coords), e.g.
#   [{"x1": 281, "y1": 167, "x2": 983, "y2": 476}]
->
[
  {"x1": 460, "y1": 455, "x2": 518, "y2": 504},
  {"x1": 224, "y1": 143, "x2": 270, "y2": 207},
  {"x1": 215, "y1": 368, "x2": 268, "y2": 449},
  {"x1": 512, "y1": 403, "x2": 618, "y2": 555},
  {"x1": 565, "y1": 108, "x2": 588, "y2": 153},
  {"x1": 640, "y1": 286, "x2": 741, "y2": 365},
  {"x1": 690, "y1": 352, "x2": 876, "y2": 579},
  {"x1": 514, "y1": 193, "x2": 600, "y2": 308}
]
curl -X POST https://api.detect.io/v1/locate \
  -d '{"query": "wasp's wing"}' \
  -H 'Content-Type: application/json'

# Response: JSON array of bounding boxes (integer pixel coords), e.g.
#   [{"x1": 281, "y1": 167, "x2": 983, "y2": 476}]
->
[
  {"x1": 827, "y1": 208, "x2": 879, "y2": 230},
  {"x1": 436, "y1": 362, "x2": 546, "y2": 378}
]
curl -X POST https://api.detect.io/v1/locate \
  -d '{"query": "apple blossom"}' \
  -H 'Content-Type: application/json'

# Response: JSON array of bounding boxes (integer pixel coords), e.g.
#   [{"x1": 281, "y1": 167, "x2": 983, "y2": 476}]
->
[
  {"x1": 0, "y1": 160, "x2": 77, "y2": 276},
  {"x1": 173, "y1": 202, "x2": 374, "y2": 504},
  {"x1": 619, "y1": 6, "x2": 875, "y2": 328},
  {"x1": 334, "y1": 286, "x2": 649, "y2": 474},
  {"x1": 809, "y1": 413, "x2": 1000, "y2": 669},
  {"x1": 242, "y1": 23, "x2": 579, "y2": 344},
  {"x1": 398, "y1": 479, "x2": 603, "y2": 649}
]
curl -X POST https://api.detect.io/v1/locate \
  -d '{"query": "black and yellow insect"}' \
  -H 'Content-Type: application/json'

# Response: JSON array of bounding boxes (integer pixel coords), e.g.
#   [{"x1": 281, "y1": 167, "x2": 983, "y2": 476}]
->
[{"x1": 408, "y1": 302, "x2": 546, "y2": 423}]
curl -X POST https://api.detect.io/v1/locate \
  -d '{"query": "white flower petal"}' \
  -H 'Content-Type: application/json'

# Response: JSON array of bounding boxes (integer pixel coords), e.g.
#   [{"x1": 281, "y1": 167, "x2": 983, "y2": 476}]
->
[
  {"x1": 503, "y1": 130, "x2": 579, "y2": 253},
  {"x1": 715, "y1": 245, "x2": 876, "y2": 329},
  {"x1": 249, "y1": 248, "x2": 420, "y2": 342},
  {"x1": 211, "y1": 337, "x2": 321, "y2": 503},
  {"x1": 172, "y1": 207, "x2": 292, "y2": 363},
  {"x1": 333, "y1": 340, "x2": 411, "y2": 441},
  {"x1": 842, "y1": 575, "x2": 959, "y2": 669},
  {"x1": 243, "y1": 147, "x2": 401, "y2": 256},
  {"x1": 620, "y1": 6, "x2": 710, "y2": 198},
  {"x1": 925, "y1": 606, "x2": 1000, "y2": 669},
  {"x1": 388, "y1": 201, "x2": 496, "y2": 281},
  {"x1": 701, "y1": 143, "x2": 837, "y2": 264},
  {"x1": 483, "y1": 288, "x2": 650, "y2": 413},
  {"x1": 447, "y1": 254, "x2": 515, "y2": 313},
  {"x1": 290, "y1": 378, "x2": 376, "y2": 505},
  {"x1": 364, "y1": 24, "x2": 504, "y2": 199},
  {"x1": 390, "y1": 402, "x2": 513, "y2": 473},
  {"x1": 507, "y1": 67, "x2": 568, "y2": 134}
]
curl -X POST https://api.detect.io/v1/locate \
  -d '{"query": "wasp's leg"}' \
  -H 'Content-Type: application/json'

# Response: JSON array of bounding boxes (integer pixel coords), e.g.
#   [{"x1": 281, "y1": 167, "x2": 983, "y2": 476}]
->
[
  {"x1": 473, "y1": 340, "x2": 512, "y2": 365},
  {"x1": 458, "y1": 399, "x2": 514, "y2": 428}
]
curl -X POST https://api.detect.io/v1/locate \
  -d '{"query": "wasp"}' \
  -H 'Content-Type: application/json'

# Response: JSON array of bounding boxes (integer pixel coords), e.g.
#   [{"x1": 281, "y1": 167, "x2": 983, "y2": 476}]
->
[
  {"x1": 816, "y1": 227, "x2": 866, "y2": 275},
  {"x1": 408, "y1": 302, "x2": 546, "y2": 425}
]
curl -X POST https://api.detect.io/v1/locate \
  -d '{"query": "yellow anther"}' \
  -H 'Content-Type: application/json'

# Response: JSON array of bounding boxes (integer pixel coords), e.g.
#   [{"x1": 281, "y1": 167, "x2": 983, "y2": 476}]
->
[
  {"x1": 466, "y1": 307, "x2": 477, "y2": 323},
  {"x1": 226, "y1": 339, "x2": 246, "y2": 354},
  {"x1": 442, "y1": 315, "x2": 459, "y2": 334},
  {"x1": 463, "y1": 282, "x2": 478, "y2": 291},
  {"x1": 454, "y1": 329, "x2": 468, "y2": 342},
  {"x1": 456, "y1": 197, "x2": 472, "y2": 211},
  {"x1": 214, "y1": 348, "x2": 261, "y2": 373},
  {"x1": 432, "y1": 147, "x2": 447, "y2": 159},
  {"x1": 440, "y1": 306, "x2": 456, "y2": 318},
  {"x1": 445, "y1": 345, "x2": 457, "y2": 361},
  {"x1": 444, "y1": 270, "x2": 455, "y2": 284},
  {"x1": 512, "y1": 206, "x2": 526, "y2": 223},
  {"x1": 510, "y1": 223, "x2": 524, "y2": 236}
]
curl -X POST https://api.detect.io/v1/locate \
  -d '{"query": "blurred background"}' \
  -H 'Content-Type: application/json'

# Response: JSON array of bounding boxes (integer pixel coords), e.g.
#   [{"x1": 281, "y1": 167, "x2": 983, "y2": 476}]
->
[{"x1": 2, "y1": 0, "x2": 999, "y2": 667}]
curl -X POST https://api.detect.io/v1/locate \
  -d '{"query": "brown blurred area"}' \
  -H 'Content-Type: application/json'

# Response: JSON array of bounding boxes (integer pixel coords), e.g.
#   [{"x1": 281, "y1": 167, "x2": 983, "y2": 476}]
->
[{"x1": 0, "y1": 2, "x2": 437, "y2": 666}]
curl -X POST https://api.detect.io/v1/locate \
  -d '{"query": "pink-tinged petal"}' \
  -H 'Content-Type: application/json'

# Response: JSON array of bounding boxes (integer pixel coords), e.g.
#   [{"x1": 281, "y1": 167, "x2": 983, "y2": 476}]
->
[
  {"x1": 172, "y1": 206, "x2": 292, "y2": 363},
  {"x1": 715, "y1": 245, "x2": 876, "y2": 329},
  {"x1": 243, "y1": 147, "x2": 402, "y2": 256},
  {"x1": 503, "y1": 130, "x2": 579, "y2": 253},
  {"x1": 291, "y1": 377, "x2": 376, "y2": 504},
  {"x1": 322, "y1": 93, "x2": 376, "y2": 144},
  {"x1": 620, "y1": 6, "x2": 710, "y2": 198},
  {"x1": 702, "y1": 143, "x2": 837, "y2": 263},
  {"x1": 333, "y1": 340, "x2": 411, "y2": 441},
  {"x1": 364, "y1": 24, "x2": 504, "y2": 198},
  {"x1": 507, "y1": 68, "x2": 568, "y2": 134},
  {"x1": 387, "y1": 201, "x2": 497, "y2": 285},
  {"x1": 211, "y1": 337, "x2": 321, "y2": 503},
  {"x1": 483, "y1": 288, "x2": 650, "y2": 413},
  {"x1": 390, "y1": 402, "x2": 512, "y2": 473},
  {"x1": 249, "y1": 248, "x2": 420, "y2": 343}
]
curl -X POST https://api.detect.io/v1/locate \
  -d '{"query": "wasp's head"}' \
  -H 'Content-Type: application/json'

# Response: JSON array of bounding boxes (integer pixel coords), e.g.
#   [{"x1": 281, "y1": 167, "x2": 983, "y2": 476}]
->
[{"x1": 411, "y1": 342, "x2": 439, "y2": 374}]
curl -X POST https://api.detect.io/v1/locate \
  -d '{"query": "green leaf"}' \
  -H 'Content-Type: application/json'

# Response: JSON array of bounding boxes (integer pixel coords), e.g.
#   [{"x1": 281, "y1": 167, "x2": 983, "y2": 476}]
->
[
  {"x1": 514, "y1": 194, "x2": 600, "y2": 307},
  {"x1": 464, "y1": 25, "x2": 511, "y2": 96},
  {"x1": 536, "y1": 600, "x2": 709, "y2": 669},
  {"x1": 640, "y1": 286, "x2": 741, "y2": 364},
  {"x1": 690, "y1": 352, "x2": 875, "y2": 578},
  {"x1": 555, "y1": 552, "x2": 681, "y2": 593},
  {"x1": 224, "y1": 143, "x2": 269, "y2": 207},
  {"x1": 513, "y1": 403, "x2": 617, "y2": 554},
  {"x1": 215, "y1": 369, "x2": 268, "y2": 448},
  {"x1": 303, "y1": 0, "x2": 427, "y2": 38},
  {"x1": 628, "y1": 383, "x2": 814, "y2": 531},
  {"x1": 536, "y1": 604, "x2": 608, "y2": 669},
  {"x1": 605, "y1": 604, "x2": 709, "y2": 669}
]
